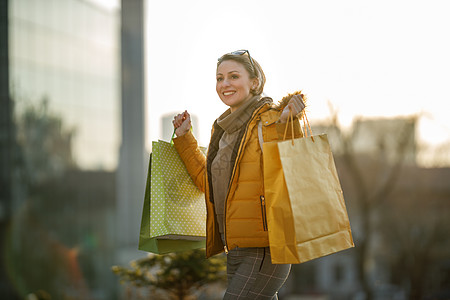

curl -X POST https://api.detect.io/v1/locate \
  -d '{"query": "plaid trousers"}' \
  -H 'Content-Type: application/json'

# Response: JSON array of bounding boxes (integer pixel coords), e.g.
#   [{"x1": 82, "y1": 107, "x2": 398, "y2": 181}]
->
[{"x1": 223, "y1": 247, "x2": 291, "y2": 300}]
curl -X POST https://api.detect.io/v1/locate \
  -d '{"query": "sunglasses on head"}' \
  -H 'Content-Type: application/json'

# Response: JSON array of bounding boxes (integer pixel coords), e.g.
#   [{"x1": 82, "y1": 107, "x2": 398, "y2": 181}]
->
[{"x1": 220, "y1": 49, "x2": 256, "y2": 75}]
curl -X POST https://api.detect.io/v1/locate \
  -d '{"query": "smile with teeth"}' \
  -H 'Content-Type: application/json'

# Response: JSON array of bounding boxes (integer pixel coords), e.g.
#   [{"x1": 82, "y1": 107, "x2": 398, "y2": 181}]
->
[{"x1": 223, "y1": 91, "x2": 236, "y2": 96}]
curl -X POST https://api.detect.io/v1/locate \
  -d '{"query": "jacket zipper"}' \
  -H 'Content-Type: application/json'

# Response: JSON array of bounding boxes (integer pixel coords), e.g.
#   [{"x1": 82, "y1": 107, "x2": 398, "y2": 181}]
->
[
  {"x1": 222, "y1": 105, "x2": 268, "y2": 254},
  {"x1": 260, "y1": 195, "x2": 268, "y2": 231}
]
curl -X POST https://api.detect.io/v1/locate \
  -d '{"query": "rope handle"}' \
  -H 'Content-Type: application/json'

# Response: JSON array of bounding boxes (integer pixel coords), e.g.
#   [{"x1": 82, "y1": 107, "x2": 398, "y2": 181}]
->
[
  {"x1": 302, "y1": 113, "x2": 314, "y2": 142},
  {"x1": 171, "y1": 128, "x2": 177, "y2": 144},
  {"x1": 282, "y1": 109, "x2": 314, "y2": 144}
]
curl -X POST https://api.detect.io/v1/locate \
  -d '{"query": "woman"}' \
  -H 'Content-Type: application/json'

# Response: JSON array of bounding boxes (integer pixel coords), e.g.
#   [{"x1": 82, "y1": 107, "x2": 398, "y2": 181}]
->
[{"x1": 172, "y1": 50, "x2": 305, "y2": 299}]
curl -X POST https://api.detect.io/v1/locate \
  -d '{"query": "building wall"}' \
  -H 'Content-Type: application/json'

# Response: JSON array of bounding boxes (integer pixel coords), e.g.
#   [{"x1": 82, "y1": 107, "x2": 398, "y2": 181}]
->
[
  {"x1": 5, "y1": 0, "x2": 122, "y2": 299},
  {"x1": 9, "y1": 0, "x2": 120, "y2": 170},
  {"x1": 352, "y1": 117, "x2": 417, "y2": 165},
  {"x1": 0, "y1": 1, "x2": 17, "y2": 298},
  {"x1": 115, "y1": 0, "x2": 147, "y2": 267}
]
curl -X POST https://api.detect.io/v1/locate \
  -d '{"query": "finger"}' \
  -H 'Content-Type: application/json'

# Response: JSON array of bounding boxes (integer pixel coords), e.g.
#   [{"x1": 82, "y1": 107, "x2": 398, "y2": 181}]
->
[
  {"x1": 294, "y1": 98, "x2": 303, "y2": 110},
  {"x1": 176, "y1": 112, "x2": 191, "y2": 130},
  {"x1": 175, "y1": 115, "x2": 181, "y2": 126},
  {"x1": 288, "y1": 101, "x2": 298, "y2": 112},
  {"x1": 297, "y1": 95, "x2": 305, "y2": 109},
  {"x1": 293, "y1": 95, "x2": 304, "y2": 106},
  {"x1": 292, "y1": 94, "x2": 303, "y2": 102},
  {"x1": 183, "y1": 110, "x2": 190, "y2": 121},
  {"x1": 292, "y1": 96, "x2": 305, "y2": 111},
  {"x1": 289, "y1": 100, "x2": 303, "y2": 115},
  {"x1": 183, "y1": 117, "x2": 192, "y2": 130},
  {"x1": 173, "y1": 113, "x2": 185, "y2": 128}
]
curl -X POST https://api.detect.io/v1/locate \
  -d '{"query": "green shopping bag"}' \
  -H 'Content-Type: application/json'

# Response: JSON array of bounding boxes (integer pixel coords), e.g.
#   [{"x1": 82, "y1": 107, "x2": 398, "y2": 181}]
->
[{"x1": 139, "y1": 140, "x2": 206, "y2": 254}]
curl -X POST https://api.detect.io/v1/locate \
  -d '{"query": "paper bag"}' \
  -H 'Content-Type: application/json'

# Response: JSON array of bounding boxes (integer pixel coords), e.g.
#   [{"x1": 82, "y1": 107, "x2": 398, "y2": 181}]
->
[
  {"x1": 138, "y1": 140, "x2": 206, "y2": 254},
  {"x1": 263, "y1": 118, "x2": 354, "y2": 264}
]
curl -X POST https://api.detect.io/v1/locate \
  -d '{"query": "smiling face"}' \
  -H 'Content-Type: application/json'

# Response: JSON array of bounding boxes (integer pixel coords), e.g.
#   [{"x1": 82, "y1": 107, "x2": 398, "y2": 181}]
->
[{"x1": 216, "y1": 60, "x2": 258, "y2": 112}]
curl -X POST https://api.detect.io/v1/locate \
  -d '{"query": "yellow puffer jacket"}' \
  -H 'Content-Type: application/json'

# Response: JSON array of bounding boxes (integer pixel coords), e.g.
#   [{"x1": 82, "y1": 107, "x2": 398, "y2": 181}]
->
[{"x1": 173, "y1": 94, "x2": 303, "y2": 258}]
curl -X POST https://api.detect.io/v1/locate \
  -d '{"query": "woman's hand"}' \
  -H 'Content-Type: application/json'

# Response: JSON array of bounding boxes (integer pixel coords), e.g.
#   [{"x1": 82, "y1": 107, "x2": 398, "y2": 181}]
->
[
  {"x1": 279, "y1": 94, "x2": 305, "y2": 123},
  {"x1": 172, "y1": 110, "x2": 191, "y2": 137}
]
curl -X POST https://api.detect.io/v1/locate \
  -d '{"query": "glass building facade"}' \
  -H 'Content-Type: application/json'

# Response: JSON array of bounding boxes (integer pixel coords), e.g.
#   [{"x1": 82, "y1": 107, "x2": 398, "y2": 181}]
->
[
  {"x1": 4, "y1": 0, "x2": 122, "y2": 299},
  {"x1": 9, "y1": 0, "x2": 120, "y2": 170}
]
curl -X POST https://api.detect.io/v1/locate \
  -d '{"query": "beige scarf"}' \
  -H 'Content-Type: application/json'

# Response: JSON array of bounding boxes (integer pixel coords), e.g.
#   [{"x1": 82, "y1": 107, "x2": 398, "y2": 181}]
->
[{"x1": 211, "y1": 95, "x2": 260, "y2": 233}]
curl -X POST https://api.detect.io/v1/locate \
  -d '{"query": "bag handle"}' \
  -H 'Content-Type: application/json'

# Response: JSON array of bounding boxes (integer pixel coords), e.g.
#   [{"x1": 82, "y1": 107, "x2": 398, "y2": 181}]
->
[
  {"x1": 171, "y1": 129, "x2": 176, "y2": 144},
  {"x1": 282, "y1": 109, "x2": 295, "y2": 145},
  {"x1": 282, "y1": 109, "x2": 314, "y2": 144},
  {"x1": 302, "y1": 113, "x2": 314, "y2": 142}
]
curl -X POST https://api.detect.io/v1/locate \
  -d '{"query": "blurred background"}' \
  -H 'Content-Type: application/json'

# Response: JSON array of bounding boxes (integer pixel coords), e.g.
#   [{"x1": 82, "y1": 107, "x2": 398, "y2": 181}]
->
[{"x1": 1, "y1": 0, "x2": 449, "y2": 299}]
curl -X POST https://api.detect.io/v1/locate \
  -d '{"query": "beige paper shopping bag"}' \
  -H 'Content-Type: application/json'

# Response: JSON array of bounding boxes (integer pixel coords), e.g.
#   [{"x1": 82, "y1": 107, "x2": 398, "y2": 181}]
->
[{"x1": 263, "y1": 114, "x2": 354, "y2": 264}]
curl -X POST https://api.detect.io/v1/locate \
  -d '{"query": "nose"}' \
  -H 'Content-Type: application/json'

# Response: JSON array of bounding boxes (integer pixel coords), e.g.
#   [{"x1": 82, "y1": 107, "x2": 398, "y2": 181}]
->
[{"x1": 222, "y1": 78, "x2": 231, "y2": 87}]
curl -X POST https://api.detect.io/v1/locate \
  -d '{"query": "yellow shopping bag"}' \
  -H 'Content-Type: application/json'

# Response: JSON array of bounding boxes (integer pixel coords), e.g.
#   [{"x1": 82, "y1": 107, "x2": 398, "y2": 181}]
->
[{"x1": 263, "y1": 113, "x2": 354, "y2": 264}]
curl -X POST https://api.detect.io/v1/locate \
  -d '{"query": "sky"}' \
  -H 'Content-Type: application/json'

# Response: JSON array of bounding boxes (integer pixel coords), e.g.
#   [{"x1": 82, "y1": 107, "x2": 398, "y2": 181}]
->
[{"x1": 96, "y1": 0, "x2": 450, "y2": 165}]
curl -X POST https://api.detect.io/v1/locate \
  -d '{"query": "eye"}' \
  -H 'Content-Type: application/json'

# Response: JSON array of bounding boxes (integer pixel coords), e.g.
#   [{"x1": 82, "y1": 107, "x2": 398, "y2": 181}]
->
[
  {"x1": 216, "y1": 77, "x2": 223, "y2": 82},
  {"x1": 231, "y1": 74, "x2": 239, "y2": 79}
]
